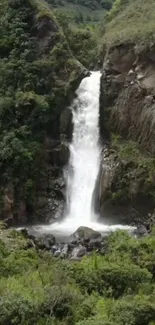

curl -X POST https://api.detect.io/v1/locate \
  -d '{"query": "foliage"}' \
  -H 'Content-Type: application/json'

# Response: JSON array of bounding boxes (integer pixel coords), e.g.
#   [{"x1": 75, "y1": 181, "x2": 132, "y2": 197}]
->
[
  {"x1": 55, "y1": 11, "x2": 98, "y2": 68},
  {"x1": 104, "y1": 135, "x2": 155, "y2": 205},
  {"x1": 47, "y1": 0, "x2": 114, "y2": 11},
  {"x1": 100, "y1": 0, "x2": 155, "y2": 51},
  {"x1": 0, "y1": 229, "x2": 155, "y2": 324},
  {"x1": 0, "y1": 0, "x2": 83, "y2": 216}
]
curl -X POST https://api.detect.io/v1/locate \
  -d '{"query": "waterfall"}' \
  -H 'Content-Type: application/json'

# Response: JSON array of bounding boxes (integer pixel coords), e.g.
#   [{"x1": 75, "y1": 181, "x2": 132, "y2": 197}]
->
[
  {"x1": 36, "y1": 71, "x2": 135, "y2": 236},
  {"x1": 65, "y1": 71, "x2": 101, "y2": 224}
]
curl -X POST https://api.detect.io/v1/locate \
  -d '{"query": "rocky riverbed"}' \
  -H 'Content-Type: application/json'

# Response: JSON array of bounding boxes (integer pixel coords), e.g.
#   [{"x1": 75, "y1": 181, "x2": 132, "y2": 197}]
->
[{"x1": 18, "y1": 224, "x2": 151, "y2": 260}]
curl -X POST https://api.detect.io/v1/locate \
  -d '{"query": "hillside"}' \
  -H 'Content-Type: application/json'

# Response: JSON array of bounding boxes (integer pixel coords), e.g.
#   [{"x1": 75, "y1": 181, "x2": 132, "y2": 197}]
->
[
  {"x1": 101, "y1": 0, "x2": 155, "y2": 50},
  {"x1": 47, "y1": 0, "x2": 113, "y2": 10},
  {"x1": 99, "y1": 0, "x2": 155, "y2": 223},
  {"x1": 1, "y1": 1, "x2": 155, "y2": 324},
  {"x1": 47, "y1": 0, "x2": 114, "y2": 38},
  {"x1": 0, "y1": 0, "x2": 85, "y2": 225}
]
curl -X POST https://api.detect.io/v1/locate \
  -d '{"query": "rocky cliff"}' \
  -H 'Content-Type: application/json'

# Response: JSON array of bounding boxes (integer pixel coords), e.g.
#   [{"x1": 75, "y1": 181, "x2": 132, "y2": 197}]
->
[{"x1": 98, "y1": 0, "x2": 155, "y2": 226}]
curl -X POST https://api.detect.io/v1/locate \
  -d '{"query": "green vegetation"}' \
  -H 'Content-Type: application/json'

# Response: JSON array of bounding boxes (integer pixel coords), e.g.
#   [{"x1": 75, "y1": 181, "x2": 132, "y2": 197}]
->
[
  {"x1": 106, "y1": 135, "x2": 155, "y2": 205},
  {"x1": 55, "y1": 11, "x2": 98, "y2": 67},
  {"x1": 45, "y1": 0, "x2": 115, "y2": 68},
  {"x1": 101, "y1": 0, "x2": 155, "y2": 50},
  {"x1": 47, "y1": 0, "x2": 114, "y2": 28},
  {"x1": 1, "y1": 227, "x2": 155, "y2": 324},
  {"x1": 0, "y1": 0, "x2": 83, "y2": 217},
  {"x1": 47, "y1": 0, "x2": 114, "y2": 11}
]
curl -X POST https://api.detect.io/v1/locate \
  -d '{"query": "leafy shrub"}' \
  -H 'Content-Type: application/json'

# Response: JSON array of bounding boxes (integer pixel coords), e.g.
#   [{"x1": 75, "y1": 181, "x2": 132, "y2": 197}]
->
[
  {"x1": 0, "y1": 294, "x2": 37, "y2": 325},
  {"x1": 72, "y1": 256, "x2": 151, "y2": 297}
]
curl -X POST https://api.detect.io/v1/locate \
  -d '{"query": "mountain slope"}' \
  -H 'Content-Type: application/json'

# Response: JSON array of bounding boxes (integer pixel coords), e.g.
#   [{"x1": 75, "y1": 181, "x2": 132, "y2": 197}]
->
[
  {"x1": 99, "y1": 0, "x2": 155, "y2": 223},
  {"x1": 47, "y1": 0, "x2": 113, "y2": 10},
  {"x1": 101, "y1": 0, "x2": 155, "y2": 50},
  {"x1": 0, "y1": 0, "x2": 85, "y2": 224}
]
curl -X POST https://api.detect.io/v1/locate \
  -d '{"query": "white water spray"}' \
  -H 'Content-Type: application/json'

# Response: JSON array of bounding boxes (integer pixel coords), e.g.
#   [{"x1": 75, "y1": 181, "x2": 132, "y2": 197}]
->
[
  {"x1": 65, "y1": 71, "x2": 101, "y2": 224},
  {"x1": 36, "y1": 71, "x2": 135, "y2": 235}
]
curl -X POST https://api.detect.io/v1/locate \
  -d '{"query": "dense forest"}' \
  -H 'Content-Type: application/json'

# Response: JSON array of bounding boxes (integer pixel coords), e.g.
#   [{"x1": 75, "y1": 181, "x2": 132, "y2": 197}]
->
[
  {"x1": 0, "y1": 0, "x2": 85, "y2": 224},
  {"x1": 1, "y1": 0, "x2": 155, "y2": 324}
]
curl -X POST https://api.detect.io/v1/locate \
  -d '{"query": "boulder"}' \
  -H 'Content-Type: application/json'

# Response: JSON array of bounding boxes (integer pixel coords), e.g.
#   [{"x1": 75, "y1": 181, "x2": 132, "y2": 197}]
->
[
  {"x1": 59, "y1": 244, "x2": 69, "y2": 258},
  {"x1": 70, "y1": 245, "x2": 87, "y2": 259},
  {"x1": 73, "y1": 226, "x2": 102, "y2": 241},
  {"x1": 134, "y1": 225, "x2": 148, "y2": 237},
  {"x1": 20, "y1": 228, "x2": 56, "y2": 250},
  {"x1": 35, "y1": 234, "x2": 56, "y2": 250},
  {"x1": 54, "y1": 249, "x2": 61, "y2": 257}
]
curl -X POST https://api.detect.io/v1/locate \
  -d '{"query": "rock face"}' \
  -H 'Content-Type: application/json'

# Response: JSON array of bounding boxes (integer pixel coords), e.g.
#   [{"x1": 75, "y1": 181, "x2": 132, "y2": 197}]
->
[
  {"x1": 99, "y1": 43, "x2": 155, "y2": 225},
  {"x1": 100, "y1": 43, "x2": 155, "y2": 154},
  {"x1": 97, "y1": 147, "x2": 155, "y2": 225}
]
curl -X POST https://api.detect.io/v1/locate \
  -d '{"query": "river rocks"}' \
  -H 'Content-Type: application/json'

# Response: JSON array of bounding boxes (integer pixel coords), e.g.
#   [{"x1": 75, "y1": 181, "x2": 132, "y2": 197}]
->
[
  {"x1": 134, "y1": 225, "x2": 148, "y2": 237},
  {"x1": 73, "y1": 226, "x2": 102, "y2": 241},
  {"x1": 21, "y1": 228, "x2": 56, "y2": 250},
  {"x1": 19, "y1": 222, "x2": 154, "y2": 260},
  {"x1": 19, "y1": 225, "x2": 111, "y2": 259},
  {"x1": 70, "y1": 246, "x2": 87, "y2": 259}
]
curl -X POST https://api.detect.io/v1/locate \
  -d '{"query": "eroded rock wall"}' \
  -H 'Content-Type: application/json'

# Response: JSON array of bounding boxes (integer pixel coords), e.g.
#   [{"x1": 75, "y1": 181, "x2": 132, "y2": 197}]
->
[{"x1": 99, "y1": 43, "x2": 155, "y2": 225}]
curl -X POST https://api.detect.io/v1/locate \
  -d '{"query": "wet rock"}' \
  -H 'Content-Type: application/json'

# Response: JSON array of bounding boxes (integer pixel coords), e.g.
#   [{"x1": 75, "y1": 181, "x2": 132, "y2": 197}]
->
[
  {"x1": 4, "y1": 216, "x2": 14, "y2": 228},
  {"x1": 20, "y1": 228, "x2": 37, "y2": 241},
  {"x1": 17, "y1": 200, "x2": 27, "y2": 224},
  {"x1": 51, "y1": 244, "x2": 58, "y2": 253},
  {"x1": 36, "y1": 234, "x2": 55, "y2": 250},
  {"x1": 89, "y1": 236, "x2": 102, "y2": 248},
  {"x1": 54, "y1": 249, "x2": 61, "y2": 257},
  {"x1": 36, "y1": 193, "x2": 65, "y2": 224},
  {"x1": 48, "y1": 142, "x2": 70, "y2": 167},
  {"x1": 73, "y1": 226, "x2": 102, "y2": 242},
  {"x1": 60, "y1": 244, "x2": 69, "y2": 258},
  {"x1": 60, "y1": 108, "x2": 73, "y2": 140},
  {"x1": 115, "y1": 74, "x2": 125, "y2": 84},
  {"x1": 21, "y1": 228, "x2": 56, "y2": 250},
  {"x1": 70, "y1": 239, "x2": 78, "y2": 245},
  {"x1": 134, "y1": 225, "x2": 148, "y2": 237},
  {"x1": 70, "y1": 245, "x2": 87, "y2": 259},
  {"x1": 36, "y1": 197, "x2": 47, "y2": 209}
]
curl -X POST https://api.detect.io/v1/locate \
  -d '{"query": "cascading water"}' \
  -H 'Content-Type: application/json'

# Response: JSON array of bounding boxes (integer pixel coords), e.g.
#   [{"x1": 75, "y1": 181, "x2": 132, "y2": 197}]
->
[
  {"x1": 65, "y1": 71, "x2": 101, "y2": 225},
  {"x1": 36, "y1": 71, "x2": 134, "y2": 236}
]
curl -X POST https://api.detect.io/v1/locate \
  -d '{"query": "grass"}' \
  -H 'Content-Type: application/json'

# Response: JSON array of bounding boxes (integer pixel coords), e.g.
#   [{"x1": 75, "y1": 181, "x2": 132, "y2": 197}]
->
[{"x1": 100, "y1": 0, "x2": 155, "y2": 51}]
